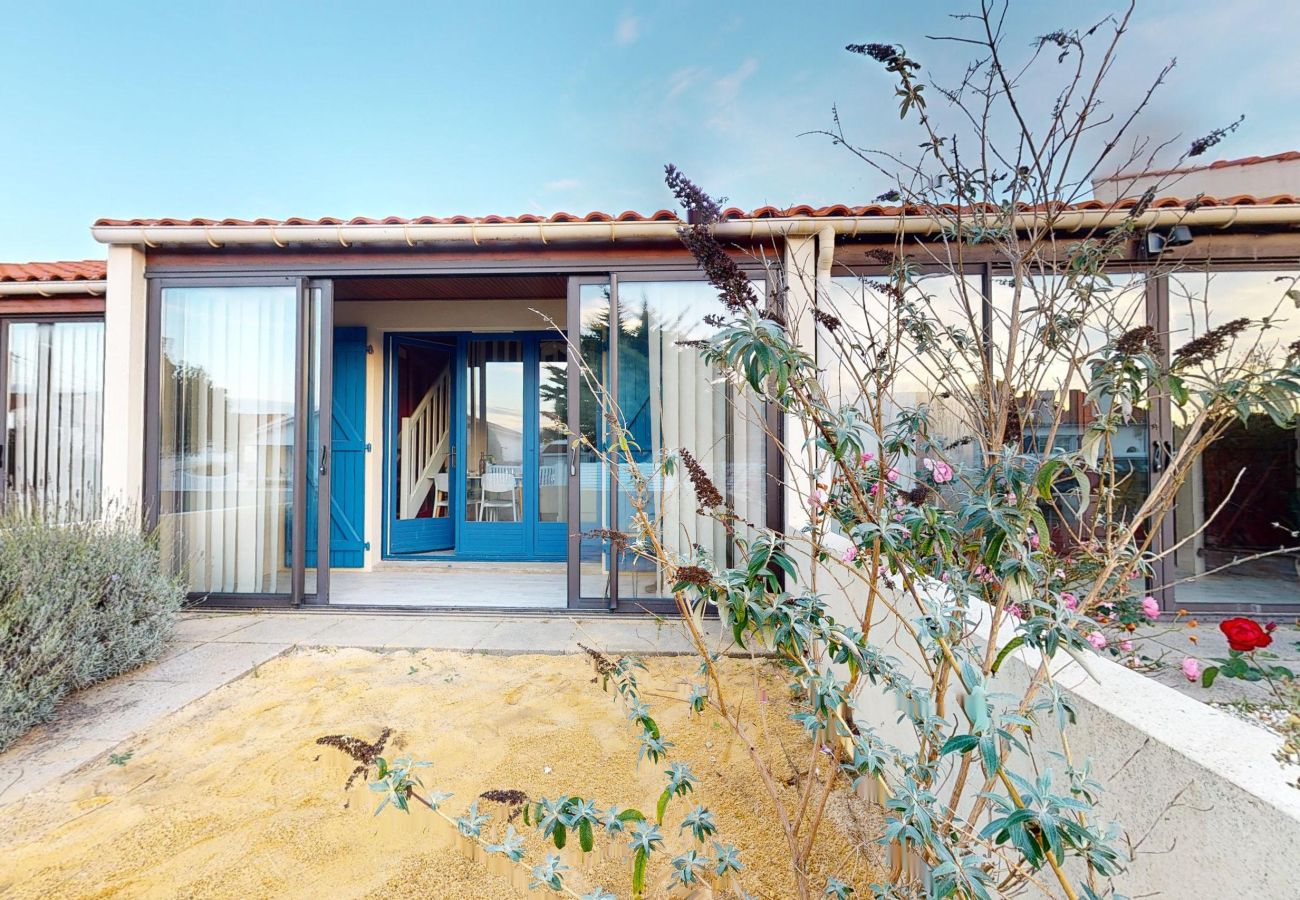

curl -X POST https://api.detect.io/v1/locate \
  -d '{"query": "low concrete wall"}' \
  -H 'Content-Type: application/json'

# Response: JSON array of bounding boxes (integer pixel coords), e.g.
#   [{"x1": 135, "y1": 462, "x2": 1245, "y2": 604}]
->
[{"x1": 820, "y1": 572, "x2": 1300, "y2": 896}]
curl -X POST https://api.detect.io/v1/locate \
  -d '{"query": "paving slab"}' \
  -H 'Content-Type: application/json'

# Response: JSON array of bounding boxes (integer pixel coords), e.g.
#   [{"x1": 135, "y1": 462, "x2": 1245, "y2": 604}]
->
[{"x1": 171, "y1": 612, "x2": 268, "y2": 642}]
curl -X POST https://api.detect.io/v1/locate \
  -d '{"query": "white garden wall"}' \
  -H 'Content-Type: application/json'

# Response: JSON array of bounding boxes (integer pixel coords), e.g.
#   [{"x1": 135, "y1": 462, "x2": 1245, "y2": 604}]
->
[{"x1": 817, "y1": 571, "x2": 1300, "y2": 896}]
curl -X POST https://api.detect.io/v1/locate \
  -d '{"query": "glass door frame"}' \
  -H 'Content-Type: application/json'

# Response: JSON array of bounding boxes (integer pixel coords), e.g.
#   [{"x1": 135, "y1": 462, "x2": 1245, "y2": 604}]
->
[
  {"x1": 564, "y1": 270, "x2": 780, "y2": 614},
  {"x1": 144, "y1": 275, "x2": 331, "y2": 607},
  {"x1": 0, "y1": 311, "x2": 106, "y2": 515},
  {"x1": 1150, "y1": 262, "x2": 1300, "y2": 615}
]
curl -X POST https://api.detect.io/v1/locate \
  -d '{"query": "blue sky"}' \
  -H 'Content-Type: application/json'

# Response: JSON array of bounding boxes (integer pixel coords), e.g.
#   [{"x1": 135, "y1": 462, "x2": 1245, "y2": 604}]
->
[{"x1": 3, "y1": 0, "x2": 1299, "y2": 262}]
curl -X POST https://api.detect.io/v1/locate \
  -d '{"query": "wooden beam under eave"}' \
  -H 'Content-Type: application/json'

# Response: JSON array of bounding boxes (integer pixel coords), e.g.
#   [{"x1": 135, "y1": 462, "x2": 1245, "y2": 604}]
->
[{"x1": 0, "y1": 295, "x2": 106, "y2": 315}]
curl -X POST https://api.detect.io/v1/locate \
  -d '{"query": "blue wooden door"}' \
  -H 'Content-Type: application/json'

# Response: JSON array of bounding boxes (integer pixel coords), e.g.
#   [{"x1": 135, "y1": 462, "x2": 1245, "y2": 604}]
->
[
  {"x1": 328, "y1": 327, "x2": 368, "y2": 567},
  {"x1": 388, "y1": 334, "x2": 457, "y2": 554}
]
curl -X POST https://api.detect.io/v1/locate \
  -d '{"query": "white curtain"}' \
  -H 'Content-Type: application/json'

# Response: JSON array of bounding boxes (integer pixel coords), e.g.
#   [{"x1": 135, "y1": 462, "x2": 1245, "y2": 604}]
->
[
  {"x1": 159, "y1": 286, "x2": 297, "y2": 594},
  {"x1": 4, "y1": 321, "x2": 104, "y2": 521}
]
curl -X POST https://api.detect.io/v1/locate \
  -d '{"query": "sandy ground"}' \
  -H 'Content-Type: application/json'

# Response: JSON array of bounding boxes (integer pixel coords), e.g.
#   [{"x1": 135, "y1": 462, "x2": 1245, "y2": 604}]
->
[{"x1": 0, "y1": 648, "x2": 883, "y2": 899}]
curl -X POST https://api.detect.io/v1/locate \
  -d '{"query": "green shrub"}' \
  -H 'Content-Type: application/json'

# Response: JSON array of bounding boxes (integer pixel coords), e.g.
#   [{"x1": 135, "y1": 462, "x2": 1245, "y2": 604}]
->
[{"x1": 0, "y1": 511, "x2": 185, "y2": 751}]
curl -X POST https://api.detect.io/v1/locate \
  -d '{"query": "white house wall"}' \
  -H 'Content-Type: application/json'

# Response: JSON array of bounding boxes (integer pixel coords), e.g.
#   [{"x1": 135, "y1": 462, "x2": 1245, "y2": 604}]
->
[{"x1": 100, "y1": 244, "x2": 147, "y2": 512}]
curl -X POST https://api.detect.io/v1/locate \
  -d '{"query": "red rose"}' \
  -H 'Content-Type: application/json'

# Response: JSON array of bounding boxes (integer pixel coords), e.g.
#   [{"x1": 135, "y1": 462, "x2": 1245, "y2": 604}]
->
[{"x1": 1219, "y1": 617, "x2": 1273, "y2": 652}]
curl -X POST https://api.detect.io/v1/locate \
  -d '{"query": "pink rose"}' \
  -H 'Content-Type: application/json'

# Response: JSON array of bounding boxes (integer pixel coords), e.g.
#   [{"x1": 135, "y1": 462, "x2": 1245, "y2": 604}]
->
[
  {"x1": 1120, "y1": 640, "x2": 1134, "y2": 652},
  {"x1": 1181, "y1": 657, "x2": 1201, "y2": 682},
  {"x1": 860, "y1": 451, "x2": 875, "y2": 464},
  {"x1": 1028, "y1": 531, "x2": 1040, "y2": 550},
  {"x1": 1061, "y1": 591, "x2": 1078, "y2": 611},
  {"x1": 1086, "y1": 631, "x2": 1107, "y2": 650},
  {"x1": 1005, "y1": 491, "x2": 1017, "y2": 504},
  {"x1": 886, "y1": 467, "x2": 900, "y2": 483},
  {"x1": 932, "y1": 461, "x2": 953, "y2": 483},
  {"x1": 840, "y1": 543, "x2": 858, "y2": 564},
  {"x1": 1140, "y1": 595, "x2": 1160, "y2": 620},
  {"x1": 1008, "y1": 604, "x2": 1024, "y2": 620},
  {"x1": 809, "y1": 488, "x2": 826, "y2": 509}
]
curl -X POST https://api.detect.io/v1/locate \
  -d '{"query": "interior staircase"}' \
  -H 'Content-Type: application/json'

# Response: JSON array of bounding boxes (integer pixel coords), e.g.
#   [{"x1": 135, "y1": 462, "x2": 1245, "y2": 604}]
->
[{"x1": 399, "y1": 369, "x2": 451, "y2": 519}]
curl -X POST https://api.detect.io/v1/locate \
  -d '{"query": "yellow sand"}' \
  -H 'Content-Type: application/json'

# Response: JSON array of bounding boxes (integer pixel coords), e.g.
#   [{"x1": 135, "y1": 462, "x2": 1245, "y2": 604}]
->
[{"x1": 0, "y1": 648, "x2": 883, "y2": 898}]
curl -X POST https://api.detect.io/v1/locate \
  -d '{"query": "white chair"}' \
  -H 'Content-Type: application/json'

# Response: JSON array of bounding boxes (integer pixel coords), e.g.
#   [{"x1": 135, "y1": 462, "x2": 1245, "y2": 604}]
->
[
  {"x1": 478, "y1": 470, "x2": 518, "y2": 521},
  {"x1": 432, "y1": 471, "x2": 449, "y2": 518}
]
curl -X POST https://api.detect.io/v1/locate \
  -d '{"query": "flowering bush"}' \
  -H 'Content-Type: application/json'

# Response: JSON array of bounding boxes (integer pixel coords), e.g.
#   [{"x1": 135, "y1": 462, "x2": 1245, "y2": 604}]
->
[{"x1": 371, "y1": 7, "x2": 1300, "y2": 896}]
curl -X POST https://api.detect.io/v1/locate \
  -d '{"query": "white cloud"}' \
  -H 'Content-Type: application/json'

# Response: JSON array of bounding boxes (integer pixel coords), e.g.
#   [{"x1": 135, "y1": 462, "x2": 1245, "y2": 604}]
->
[
  {"x1": 615, "y1": 13, "x2": 640, "y2": 46},
  {"x1": 544, "y1": 178, "x2": 582, "y2": 191},
  {"x1": 708, "y1": 58, "x2": 759, "y2": 133},
  {"x1": 713, "y1": 58, "x2": 758, "y2": 104}
]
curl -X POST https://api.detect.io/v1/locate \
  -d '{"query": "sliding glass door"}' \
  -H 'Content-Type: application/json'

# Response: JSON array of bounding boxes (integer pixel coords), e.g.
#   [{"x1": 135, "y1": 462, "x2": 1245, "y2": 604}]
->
[
  {"x1": 566, "y1": 274, "x2": 769, "y2": 611},
  {"x1": 153, "y1": 279, "x2": 328, "y2": 603},
  {"x1": 1, "y1": 317, "x2": 105, "y2": 520}
]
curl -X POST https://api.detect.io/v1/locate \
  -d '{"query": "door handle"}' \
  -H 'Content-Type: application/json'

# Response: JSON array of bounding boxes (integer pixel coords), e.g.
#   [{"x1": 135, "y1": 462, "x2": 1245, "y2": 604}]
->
[
  {"x1": 319, "y1": 444, "x2": 329, "y2": 477},
  {"x1": 569, "y1": 442, "x2": 579, "y2": 477},
  {"x1": 1151, "y1": 440, "x2": 1173, "y2": 473}
]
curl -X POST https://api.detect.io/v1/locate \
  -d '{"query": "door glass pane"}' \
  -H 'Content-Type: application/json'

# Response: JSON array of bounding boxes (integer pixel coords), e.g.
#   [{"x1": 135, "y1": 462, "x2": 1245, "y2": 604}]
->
[
  {"x1": 465, "y1": 339, "x2": 523, "y2": 522},
  {"x1": 1168, "y1": 270, "x2": 1300, "y2": 607},
  {"x1": 992, "y1": 273, "x2": 1154, "y2": 552},
  {"x1": 825, "y1": 275, "x2": 984, "y2": 475},
  {"x1": 614, "y1": 280, "x2": 767, "y2": 602},
  {"x1": 159, "y1": 286, "x2": 297, "y2": 594},
  {"x1": 578, "y1": 283, "x2": 613, "y2": 599},
  {"x1": 4, "y1": 320, "x2": 104, "y2": 521},
  {"x1": 396, "y1": 341, "x2": 454, "y2": 521},
  {"x1": 538, "y1": 339, "x2": 568, "y2": 523}
]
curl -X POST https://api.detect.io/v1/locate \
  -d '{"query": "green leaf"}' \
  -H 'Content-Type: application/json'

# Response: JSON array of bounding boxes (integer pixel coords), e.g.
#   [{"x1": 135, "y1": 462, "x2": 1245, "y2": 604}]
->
[
  {"x1": 656, "y1": 788, "x2": 672, "y2": 825},
  {"x1": 1201, "y1": 666, "x2": 1219, "y2": 688},
  {"x1": 618, "y1": 808, "x2": 647, "y2": 823},
  {"x1": 579, "y1": 817, "x2": 595, "y2": 853},
  {"x1": 553, "y1": 823, "x2": 567, "y2": 850},
  {"x1": 939, "y1": 734, "x2": 980, "y2": 756},
  {"x1": 633, "y1": 848, "x2": 647, "y2": 898},
  {"x1": 991, "y1": 636, "x2": 1025, "y2": 674}
]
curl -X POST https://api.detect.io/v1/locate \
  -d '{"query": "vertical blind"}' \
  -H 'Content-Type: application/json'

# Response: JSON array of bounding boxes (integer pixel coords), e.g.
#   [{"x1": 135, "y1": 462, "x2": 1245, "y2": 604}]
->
[
  {"x1": 159, "y1": 286, "x2": 298, "y2": 594},
  {"x1": 4, "y1": 321, "x2": 104, "y2": 520},
  {"x1": 616, "y1": 281, "x2": 768, "y2": 601}
]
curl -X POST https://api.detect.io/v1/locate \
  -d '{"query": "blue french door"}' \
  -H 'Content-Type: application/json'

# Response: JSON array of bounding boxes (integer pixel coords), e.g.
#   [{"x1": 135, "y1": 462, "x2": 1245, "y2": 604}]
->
[
  {"x1": 457, "y1": 333, "x2": 567, "y2": 560},
  {"x1": 387, "y1": 334, "x2": 458, "y2": 554},
  {"x1": 384, "y1": 331, "x2": 565, "y2": 561}
]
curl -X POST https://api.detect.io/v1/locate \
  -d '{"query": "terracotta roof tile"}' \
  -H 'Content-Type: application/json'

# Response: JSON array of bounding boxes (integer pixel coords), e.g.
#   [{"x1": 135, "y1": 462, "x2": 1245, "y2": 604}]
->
[
  {"x1": 1097, "y1": 150, "x2": 1300, "y2": 183},
  {"x1": 90, "y1": 194, "x2": 1300, "y2": 231},
  {"x1": 0, "y1": 260, "x2": 106, "y2": 283}
]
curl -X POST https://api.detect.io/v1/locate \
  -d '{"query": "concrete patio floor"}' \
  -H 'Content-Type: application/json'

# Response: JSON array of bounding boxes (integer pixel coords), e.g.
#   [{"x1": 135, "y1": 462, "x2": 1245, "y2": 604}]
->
[{"x1": 0, "y1": 610, "x2": 721, "y2": 808}]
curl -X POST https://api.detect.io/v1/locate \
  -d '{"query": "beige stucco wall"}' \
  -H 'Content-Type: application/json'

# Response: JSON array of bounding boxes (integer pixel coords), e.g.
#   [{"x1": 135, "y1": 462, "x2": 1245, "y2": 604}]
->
[
  {"x1": 333, "y1": 298, "x2": 567, "y2": 568},
  {"x1": 1093, "y1": 157, "x2": 1300, "y2": 201},
  {"x1": 100, "y1": 244, "x2": 148, "y2": 511}
]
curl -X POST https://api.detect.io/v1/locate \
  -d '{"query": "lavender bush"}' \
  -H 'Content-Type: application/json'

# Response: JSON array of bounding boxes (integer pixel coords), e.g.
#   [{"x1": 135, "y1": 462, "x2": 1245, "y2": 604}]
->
[{"x1": 0, "y1": 510, "x2": 184, "y2": 750}]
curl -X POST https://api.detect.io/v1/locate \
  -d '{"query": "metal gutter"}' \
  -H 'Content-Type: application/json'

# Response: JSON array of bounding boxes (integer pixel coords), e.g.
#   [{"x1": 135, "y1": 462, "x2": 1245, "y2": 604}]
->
[{"x1": 0, "y1": 280, "x2": 107, "y2": 296}]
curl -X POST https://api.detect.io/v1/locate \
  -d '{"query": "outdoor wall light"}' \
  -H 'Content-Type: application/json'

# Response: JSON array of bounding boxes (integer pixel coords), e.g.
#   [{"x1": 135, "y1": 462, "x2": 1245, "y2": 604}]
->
[{"x1": 1144, "y1": 225, "x2": 1194, "y2": 254}]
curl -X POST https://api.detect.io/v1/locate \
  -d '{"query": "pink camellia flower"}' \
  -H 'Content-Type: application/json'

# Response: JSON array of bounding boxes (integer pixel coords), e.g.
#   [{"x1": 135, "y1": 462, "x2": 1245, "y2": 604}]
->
[
  {"x1": 886, "y1": 467, "x2": 901, "y2": 483},
  {"x1": 1120, "y1": 640, "x2": 1134, "y2": 652},
  {"x1": 1061, "y1": 591, "x2": 1078, "y2": 611},
  {"x1": 1008, "y1": 604, "x2": 1024, "y2": 620},
  {"x1": 1028, "y1": 531, "x2": 1040, "y2": 550},
  {"x1": 1140, "y1": 595, "x2": 1160, "y2": 620},
  {"x1": 932, "y1": 461, "x2": 953, "y2": 484},
  {"x1": 1181, "y1": 657, "x2": 1201, "y2": 682},
  {"x1": 840, "y1": 543, "x2": 858, "y2": 564},
  {"x1": 860, "y1": 451, "x2": 875, "y2": 465},
  {"x1": 868, "y1": 482, "x2": 881, "y2": 497},
  {"x1": 809, "y1": 488, "x2": 826, "y2": 509},
  {"x1": 1087, "y1": 631, "x2": 1107, "y2": 650}
]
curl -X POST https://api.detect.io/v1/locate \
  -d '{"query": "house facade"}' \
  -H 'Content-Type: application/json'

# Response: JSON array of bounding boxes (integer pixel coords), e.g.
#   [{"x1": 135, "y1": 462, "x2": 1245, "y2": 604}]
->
[{"x1": 5, "y1": 195, "x2": 1300, "y2": 614}]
